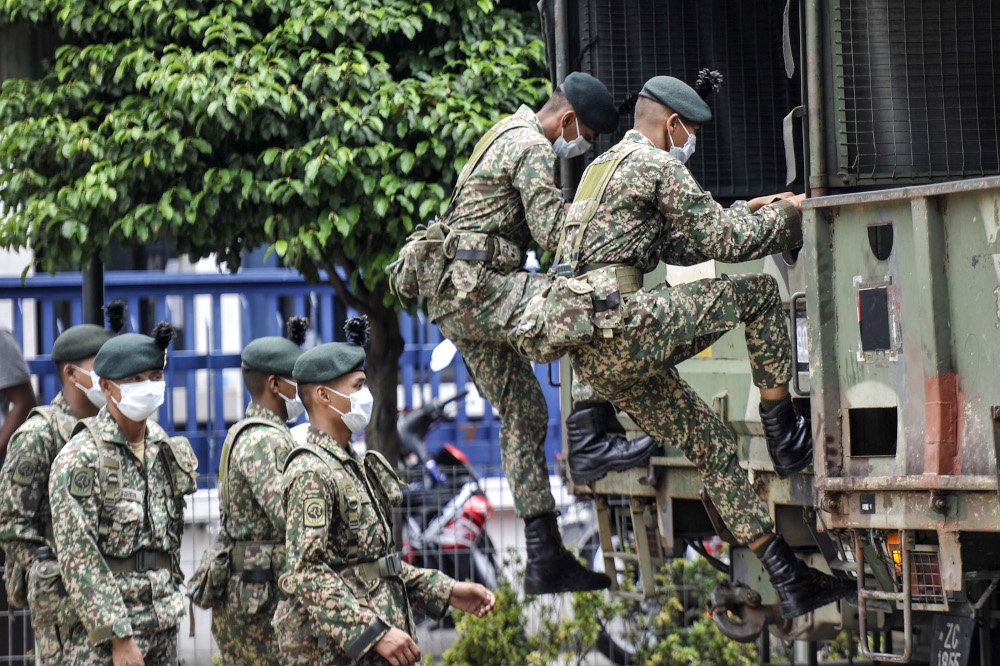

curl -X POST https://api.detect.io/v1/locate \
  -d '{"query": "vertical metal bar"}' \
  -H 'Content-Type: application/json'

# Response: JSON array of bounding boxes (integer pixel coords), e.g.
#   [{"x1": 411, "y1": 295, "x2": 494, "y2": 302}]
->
[
  {"x1": 805, "y1": 0, "x2": 828, "y2": 195},
  {"x1": 629, "y1": 497, "x2": 656, "y2": 600},
  {"x1": 81, "y1": 261, "x2": 105, "y2": 325},
  {"x1": 594, "y1": 496, "x2": 617, "y2": 592},
  {"x1": 184, "y1": 296, "x2": 198, "y2": 437}
]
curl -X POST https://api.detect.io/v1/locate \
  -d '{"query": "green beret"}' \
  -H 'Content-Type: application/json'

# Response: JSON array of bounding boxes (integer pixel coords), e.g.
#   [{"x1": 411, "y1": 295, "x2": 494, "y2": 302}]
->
[
  {"x1": 94, "y1": 327, "x2": 173, "y2": 380},
  {"x1": 51, "y1": 325, "x2": 116, "y2": 363},
  {"x1": 640, "y1": 76, "x2": 712, "y2": 124},
  {"x1": 562, "y1": 72, "x2": 619, "y2": 134},
  {"x1": 241, "y1": 337, "x2": 304, "y2": 376},
  {"x1": 293, "y1": 342, "x2": 366, "y2": 384}
]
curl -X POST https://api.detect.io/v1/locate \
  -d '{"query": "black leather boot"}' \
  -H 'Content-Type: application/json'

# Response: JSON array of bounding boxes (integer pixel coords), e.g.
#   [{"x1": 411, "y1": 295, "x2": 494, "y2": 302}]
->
[
  {"x1": 759, "y1": 396, "x2": 812, "y2": 478},
  {"x1": 758, "y1": 535, "x2": 855, "y2": 618},
  {"x1": 524, "y1": 513, "x2": 611, "y2": 594},
  {"x1": 567, "y1": 402, "x2": 659, "y2": 484}
]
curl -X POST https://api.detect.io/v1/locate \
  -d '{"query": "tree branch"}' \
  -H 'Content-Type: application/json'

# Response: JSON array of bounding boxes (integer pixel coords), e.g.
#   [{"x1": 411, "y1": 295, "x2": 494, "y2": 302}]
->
[{"x1": 319, "y1": 257, "x2": 368, "y2": 314}]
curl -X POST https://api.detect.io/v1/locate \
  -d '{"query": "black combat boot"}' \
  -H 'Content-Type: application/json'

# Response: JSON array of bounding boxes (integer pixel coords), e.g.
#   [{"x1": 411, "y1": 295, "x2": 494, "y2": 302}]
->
[
  {"x1": 524, "y1": 512, "x2": 611, "y2": 594},
  {"x1": 758, "y1": 535, "x2": 856, "y2": 618},
  {"x1": 759, "y1": 396, "x2": 812, "y2": 479},
  {"x1": 566, "y1": 402, "x2": 659, "y2": 484}
]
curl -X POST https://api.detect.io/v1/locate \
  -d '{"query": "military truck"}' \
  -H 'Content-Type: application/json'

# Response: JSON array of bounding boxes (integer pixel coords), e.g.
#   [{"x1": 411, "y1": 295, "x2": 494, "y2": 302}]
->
[{"x1": 543, "y1": 0, "x2": 1000, "y2": 662}]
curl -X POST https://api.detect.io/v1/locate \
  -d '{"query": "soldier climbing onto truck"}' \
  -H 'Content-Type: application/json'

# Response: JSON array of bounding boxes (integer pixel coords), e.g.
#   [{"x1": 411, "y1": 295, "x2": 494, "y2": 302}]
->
[
  {"x1": 389, "y1": 72, "x2": 658, "y2": 595},
  {"x1": 511, "y1": 70, "x2": 855, "y2": 618}
]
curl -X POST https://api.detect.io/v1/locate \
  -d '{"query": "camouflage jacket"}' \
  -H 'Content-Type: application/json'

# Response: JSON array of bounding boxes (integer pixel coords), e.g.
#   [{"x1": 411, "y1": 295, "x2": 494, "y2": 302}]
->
[
  {"x1": 49, "y1": 408, "x2": 197, "y2": 646},
  {"x1": 445, "y1": 105, "x2": 565, "y2": 252},
  {"x1": 565, "y1": 130, "x2": 802, "y2": 275},
  {"x1": 220, "y1": 402, "x2": 291, "y2": 546},
  {"x1": 0, "y1": 392, "x2": 77, "y2": 571},
  {"x1": 276, "y1": 429, "x2": 454, "y2": 664}
]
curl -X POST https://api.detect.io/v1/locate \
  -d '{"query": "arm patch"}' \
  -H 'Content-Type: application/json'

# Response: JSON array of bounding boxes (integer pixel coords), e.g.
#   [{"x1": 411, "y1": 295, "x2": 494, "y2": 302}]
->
[
  {"x1": 12, "y1": 457, "x2": 38, "y2": 486},
  {"x1": 69, "y1": 468, "x2": 95, "y2": 498},
  {"x1": 275, "y1": 446, "x2": 290, "y2": 471},
  {"x1": 303, "y1": 497, "x2": 327, "y2": 528}
]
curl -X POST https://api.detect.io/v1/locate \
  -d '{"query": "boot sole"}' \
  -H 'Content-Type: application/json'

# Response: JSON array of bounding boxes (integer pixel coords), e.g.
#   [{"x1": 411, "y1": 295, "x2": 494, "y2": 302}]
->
[
  {"x1": 774, "y1": 452, "x2": 813, "y2": 479},
  {"x1": 569, "y1": 444, "x2": 657, "y2": 485},
  {"x1": 779, "y1": 585, "x2": 855, "y2": 619}
]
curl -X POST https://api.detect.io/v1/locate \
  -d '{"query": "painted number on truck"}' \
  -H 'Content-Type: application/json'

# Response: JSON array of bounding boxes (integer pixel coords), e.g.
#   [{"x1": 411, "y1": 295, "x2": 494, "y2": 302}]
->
[{"x1": 930, "y1": 615, "x2": 974, "y2": 666}]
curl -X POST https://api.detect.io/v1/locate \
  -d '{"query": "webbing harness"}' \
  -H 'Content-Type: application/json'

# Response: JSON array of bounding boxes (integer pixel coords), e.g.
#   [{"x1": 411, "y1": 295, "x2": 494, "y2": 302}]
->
[
  {"x1": 284, "y1": 442, "x2": 362, "y2": 565},
  {"x1": 551, "y1": 143, "x2": 643, "y2": 278},
  {"x1": 444, "y1": 114, "x2": 533, "y2": 218},
  {"x1": 217, "y1": 417, "x2": 283, "y2": 519}
]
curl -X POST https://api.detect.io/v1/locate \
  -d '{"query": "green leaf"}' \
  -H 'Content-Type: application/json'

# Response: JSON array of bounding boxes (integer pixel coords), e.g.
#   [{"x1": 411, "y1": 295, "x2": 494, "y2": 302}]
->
[
  {"x1": 399, "y1": 152, "x2": 415, "y2": 174},
  {"x1": 274, "y1": 239, "x2": 288, "y2": 256}
]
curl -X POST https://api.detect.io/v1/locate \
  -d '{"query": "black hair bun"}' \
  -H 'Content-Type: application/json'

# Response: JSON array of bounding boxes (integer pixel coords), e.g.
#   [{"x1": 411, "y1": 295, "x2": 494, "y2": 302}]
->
[
  {"x1": 344, "y1": 315, "x2": 370, "y2": 347},
  {"x1": 694, "y1": 69, "x2": 723, "y2": 101},
  {"x1": 151, "y1": 322, "x2": 177, "y2": 350},
  {"x1": 105, "y1": 300, "x2": 127, "y2": 334},
  {"x1": 285, "y1": 316, "x2": 310, "y2": 346}
]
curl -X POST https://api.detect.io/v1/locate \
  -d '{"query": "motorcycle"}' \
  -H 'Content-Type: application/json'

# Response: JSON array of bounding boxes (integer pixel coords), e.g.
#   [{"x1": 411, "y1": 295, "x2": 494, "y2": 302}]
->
[{"x1": 397, "y1": 390, "x2": 500, "y2": 598}]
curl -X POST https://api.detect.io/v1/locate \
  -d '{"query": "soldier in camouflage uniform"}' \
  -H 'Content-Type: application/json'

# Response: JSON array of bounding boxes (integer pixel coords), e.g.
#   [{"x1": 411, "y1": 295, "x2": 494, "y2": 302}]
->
[
  {"x1": 392, "y1": 72, "x2": 654, "y2": 594},
  {"x1": 551, "y1": 73, "x2": 852, "y2": 618},
  {"x1": 274, "y1": 318, "x2": 495, "y2": 665},
  {"x1": 0, "y1": 322, "x2": 117, "y2": 664},
  {"x1": 210, "y1": 317, "x2": 308, "y2": 665},
  {"x1": 49, "y1": 324, "x2": 199, "y2": 664}
]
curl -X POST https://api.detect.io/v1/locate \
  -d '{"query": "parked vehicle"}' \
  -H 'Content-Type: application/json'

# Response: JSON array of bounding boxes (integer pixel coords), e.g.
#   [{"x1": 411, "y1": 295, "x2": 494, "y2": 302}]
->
[{"x1": 397, "y1": 392, "x2": 500, "y2": 601}]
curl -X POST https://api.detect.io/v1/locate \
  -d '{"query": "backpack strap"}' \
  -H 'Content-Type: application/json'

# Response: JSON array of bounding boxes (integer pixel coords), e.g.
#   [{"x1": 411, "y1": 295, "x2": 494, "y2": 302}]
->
[
  {"x1": 71, "y1": 418, "x2": 121, "y2": 538},
  {"x1": 218, "y1": 417, "x2": 283, "y2": 519},
  {"x1": 445, "y1": 114, "x2": 534, "y2": 217},
  {"x1": 551, "y1": 143, "x2": 644, "y2": 277},
  {"x1": 285, "y1": 442, "x2": 362, "y2": 566}
]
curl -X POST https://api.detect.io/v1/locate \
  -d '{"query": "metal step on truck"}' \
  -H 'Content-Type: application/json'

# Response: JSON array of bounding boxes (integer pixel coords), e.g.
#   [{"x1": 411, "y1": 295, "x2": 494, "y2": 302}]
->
[{"x1": 544, "y1": 0, "x2": 1000, "y2": 662}]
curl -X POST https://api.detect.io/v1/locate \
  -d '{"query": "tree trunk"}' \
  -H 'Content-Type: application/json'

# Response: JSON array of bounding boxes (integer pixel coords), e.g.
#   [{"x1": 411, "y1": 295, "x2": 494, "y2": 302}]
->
[{"x1": 363, "y1": 294, "x2": 404, "y2": 465}]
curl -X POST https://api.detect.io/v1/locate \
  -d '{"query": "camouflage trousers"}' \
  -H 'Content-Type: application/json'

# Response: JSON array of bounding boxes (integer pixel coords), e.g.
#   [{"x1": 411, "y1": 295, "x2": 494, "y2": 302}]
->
[
  {"x1": 571, "y1": 274, "x2": 789, "y2": 543},
  {"x1": 432, "y1": 269, "x2": 555, "y2": 519},
  {"x1": 59, "y1": 623, "x2": 177, "y2": 665},
  {"x1": 212, "y1": 575, "x2": 281, "y2": 666}
]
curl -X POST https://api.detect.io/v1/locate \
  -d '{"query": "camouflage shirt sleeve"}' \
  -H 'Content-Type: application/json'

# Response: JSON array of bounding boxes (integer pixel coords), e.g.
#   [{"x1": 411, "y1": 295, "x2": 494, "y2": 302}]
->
[
  {"x1": 512, "y1": 138, "x2": 565, "y2": 251},
  {"x1": 656, "y1": 160, "x2": 803, "y2": 263},
  {"x1": 49, "y1": 437, "x2": 133, "y2": 644},
  {"x1": 0, "y1": 415, "x2": 55, "y2": 570},
  {"x1": 283, "y1": 468, "x2": 388, "y2": 657},
  {"x1": 236, "y1": 428, "x2": 287, "y2": 535},
  {"x1": 400, "y1": 562, "x2": 455, "y2": 620}
]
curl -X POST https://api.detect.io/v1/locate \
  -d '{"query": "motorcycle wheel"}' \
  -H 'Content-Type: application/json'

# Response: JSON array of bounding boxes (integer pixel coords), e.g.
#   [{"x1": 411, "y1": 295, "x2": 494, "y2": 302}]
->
[{"x1": 581, "y1": 533, "x2": 663, "y2": 665}]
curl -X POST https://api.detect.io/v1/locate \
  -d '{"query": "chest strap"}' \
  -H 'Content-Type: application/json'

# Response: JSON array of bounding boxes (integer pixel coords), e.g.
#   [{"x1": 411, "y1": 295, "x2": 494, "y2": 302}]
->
[
  {"x1": 230, "y1": 539, "x2": 282, "y2": 573},
  {"x1": 285, "y1": 442, "x2": 362, "y2": 566}
]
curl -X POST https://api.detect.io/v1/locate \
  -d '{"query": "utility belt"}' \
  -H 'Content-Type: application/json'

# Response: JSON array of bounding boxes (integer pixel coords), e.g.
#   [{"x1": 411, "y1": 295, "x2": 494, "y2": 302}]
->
[
  {"x1": 335, "y1": 552, "x2": 403, "y2": 584},
  {"x1": 507, "y1": 263, "x2": 643, "y2": 363},
  {"x1": 105, "y1": 550, "x2": 172, "y2": 574},
  {"x1": 230, "y1": 540, "x2": 284, "y2": 582},
  {"x1": 388, "y1": 223, "x2": 523, "y2": 300}
]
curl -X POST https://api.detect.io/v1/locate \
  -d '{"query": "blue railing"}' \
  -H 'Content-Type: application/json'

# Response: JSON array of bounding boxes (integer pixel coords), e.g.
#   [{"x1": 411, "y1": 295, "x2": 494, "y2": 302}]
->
[{"x1": 0, "y1": 269, "x2": 563, "y2": 476}]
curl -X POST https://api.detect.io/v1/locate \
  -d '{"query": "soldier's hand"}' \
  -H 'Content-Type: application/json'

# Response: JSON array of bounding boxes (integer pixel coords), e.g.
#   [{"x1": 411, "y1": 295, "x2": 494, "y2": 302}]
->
[
  {"x1": 373, "y1": 627, "x2": 421, "y2": 666},
  {"x1": 111, "y1": 636, "x2": 144, "y2": 666},
  {"x1": 449, "y1": 581, "x2": 496, "y2": 617},
  {"x1": 748, "y1": 191, "x2": 798, "y2": 212},
  {"x1": 786, "y1": 192, "x2": 808, "y2": 211}
]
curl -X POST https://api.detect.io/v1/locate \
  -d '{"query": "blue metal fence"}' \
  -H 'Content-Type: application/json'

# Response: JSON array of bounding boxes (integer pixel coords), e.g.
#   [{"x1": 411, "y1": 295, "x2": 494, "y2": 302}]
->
[{"x1": 0, "y1": 269, "x2": 563, "y2": 476}]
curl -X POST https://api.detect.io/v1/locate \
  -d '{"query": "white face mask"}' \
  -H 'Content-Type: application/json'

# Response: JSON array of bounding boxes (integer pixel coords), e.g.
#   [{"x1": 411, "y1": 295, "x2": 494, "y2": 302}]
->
[
  {"x1": 327, "y1": 386, "x2": 374, "y2": 434},
  {"x1": 71, "y1": 364, "x2": 107, "y2": 409},
  {"x1": 668, "y1": 118, "x2": 696, "y2": 164},
  {"x1": 552, "y1": 117, "x2": 591, "y2": 159},
  {"x1": 109, "y1": 379, "x2": 165, "y2": 422},
  {"x1": 278, "y1": 377, "x2": 305, "y2": 422}
]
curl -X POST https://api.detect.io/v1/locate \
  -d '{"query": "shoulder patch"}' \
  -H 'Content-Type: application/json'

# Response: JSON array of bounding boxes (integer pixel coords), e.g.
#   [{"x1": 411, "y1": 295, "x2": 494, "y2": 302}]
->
[
  {"x1": 12, "y1": 457, "x2": 38, "y2": 486},
  {"x1": 69, "y1": 468, "x2": 95, "y2": 498},
  {"x1": 303, "y1": 497, "x2": 327, "y2": 528},
  {"x1": 275, "y1": 446, "x2": 290, "y2": 471}
]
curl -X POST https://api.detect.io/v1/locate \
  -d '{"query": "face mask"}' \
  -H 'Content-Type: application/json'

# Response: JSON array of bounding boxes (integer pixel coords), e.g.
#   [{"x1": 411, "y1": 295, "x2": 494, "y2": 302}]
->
[
  {"x1": 109, "y1": 379, "x2": 165, "y2": 422},
  {"x1": 278, "y1": 377, "x2": 305, "y2": 422},
  {"x1": 71, "y1": 365, "x2": 107, "y2": 409},
  {"x1": 552, "y1": 117, "x2": 591, "y2": 159},
  {"x1": 327, "y1": 386, "x2": 374, "y2": 434},
  {"x1": 668, "y1": 118, "x2": 696, "y2": 164}
]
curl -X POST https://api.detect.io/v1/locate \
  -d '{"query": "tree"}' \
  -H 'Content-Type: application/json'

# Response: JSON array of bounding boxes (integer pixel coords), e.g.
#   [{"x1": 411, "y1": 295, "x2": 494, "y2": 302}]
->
[{"x1": 0, "y1": 0, "x2": 549, "y2": 460}]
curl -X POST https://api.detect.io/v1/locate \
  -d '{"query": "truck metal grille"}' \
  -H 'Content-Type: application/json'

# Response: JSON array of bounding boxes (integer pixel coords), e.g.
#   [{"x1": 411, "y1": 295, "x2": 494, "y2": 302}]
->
[
  {"x1": 576, "y1": 0, "x2": 801, "y2": 200},
  {"x1": 832, "y1": 0, "x2": 1000, "y2": 185},
  {"x1": 909, "y1": 551, "x2": 947, "y2": 609}
]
